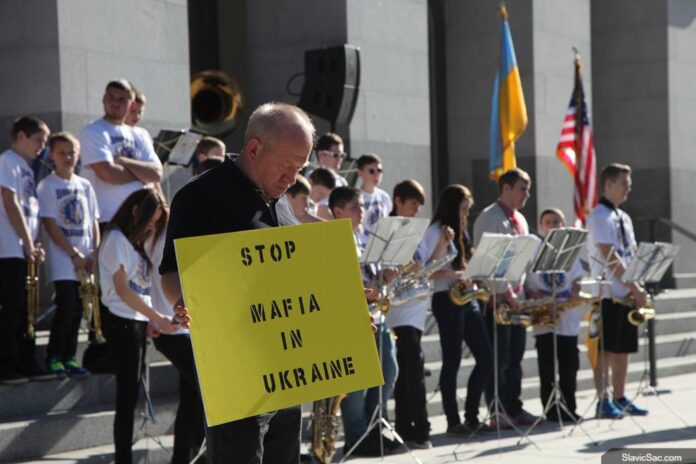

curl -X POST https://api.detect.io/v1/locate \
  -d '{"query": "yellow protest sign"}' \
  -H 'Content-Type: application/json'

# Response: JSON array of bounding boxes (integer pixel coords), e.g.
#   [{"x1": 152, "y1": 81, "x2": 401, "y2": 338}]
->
[{"x1": 174, "y1": 219, "x2": 384, "y2": 426}]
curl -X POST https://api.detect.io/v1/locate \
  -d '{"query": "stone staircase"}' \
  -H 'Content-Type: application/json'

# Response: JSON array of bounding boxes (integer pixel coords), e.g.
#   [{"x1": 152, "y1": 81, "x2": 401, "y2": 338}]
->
[{"x1": 2, "y1": 289, "x2": 696, "y2": 463}]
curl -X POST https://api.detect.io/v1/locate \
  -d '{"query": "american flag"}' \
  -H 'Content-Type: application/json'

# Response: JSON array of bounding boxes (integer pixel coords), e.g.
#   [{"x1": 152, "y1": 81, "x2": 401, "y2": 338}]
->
[{"x1": 556, "y1": 57, "x2": 597, "y2": 226}]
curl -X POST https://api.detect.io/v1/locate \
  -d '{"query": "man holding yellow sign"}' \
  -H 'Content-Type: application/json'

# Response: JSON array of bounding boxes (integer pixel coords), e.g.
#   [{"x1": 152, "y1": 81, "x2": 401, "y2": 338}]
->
[{"x1": 159, "y1": 103, "x2": 383, "y2": 464}]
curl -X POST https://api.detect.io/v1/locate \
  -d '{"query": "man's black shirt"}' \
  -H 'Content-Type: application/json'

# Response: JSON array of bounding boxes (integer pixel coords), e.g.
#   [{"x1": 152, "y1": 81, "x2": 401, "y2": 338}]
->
[{"x1": 159, "y1": 155, "x2": 296, "y2": 275}]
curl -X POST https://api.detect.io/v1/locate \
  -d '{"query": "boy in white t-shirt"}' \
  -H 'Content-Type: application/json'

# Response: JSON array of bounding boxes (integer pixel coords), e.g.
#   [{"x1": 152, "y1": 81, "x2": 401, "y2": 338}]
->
[
  {"x1": 124, "y1": 86, "x2": 163, "y2": 186},
  {"x1": 586, "y1": 163, "x2": 648, "y2": 418},
  {"x1": 526, "y1": 208, "x2": 585, "y2": 422},
  {"x1": 37, "y1": 132, "x2": 100, "y2": 378},
  {"x1": 357, "y1": 153, "x2": 392, "y2": 237},
  {"x1": 79, "y1": 79, "x2": 163, "y2": 223},
  {"x1": 0, "y1": 116, "x2": 50, "y2": 383}
]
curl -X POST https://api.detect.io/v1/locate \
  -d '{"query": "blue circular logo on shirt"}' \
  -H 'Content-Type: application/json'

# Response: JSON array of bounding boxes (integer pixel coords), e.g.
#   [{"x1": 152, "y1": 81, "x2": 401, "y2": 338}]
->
[
  {"x1": 114, "y1": 141, "x2": 137, "y2": 159},
  {"x1": 60, "y1": 196, "x2": 85, "y2": 227}
]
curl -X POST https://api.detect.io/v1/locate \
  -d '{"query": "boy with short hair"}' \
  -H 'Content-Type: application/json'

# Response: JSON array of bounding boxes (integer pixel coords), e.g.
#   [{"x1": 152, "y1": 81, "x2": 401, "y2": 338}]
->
[
  {"x1": 357, "y1": 153, "x2": 392, "y2": 235},
  {"x1": 315, "y1": 132, "x2": 348, "y2": 186},
  {"x1": 0, "y1": 116, "x2": 50, "y2": 383},
  {"x1": 192, "y1": 136, "x2": 226, "y2": 176},
  {"x1": 37, "y1": 132, "x2": 100, "y2": 378},
  {"x1": 286, "y1": 175, "x2": 322, "y2": 223},
  {"x1": 308, "y1": 167, "x2": 336, "y2": 220},
  {"x1": 586, "y1": 163, "x2": 648, "y2": 418},
  {"x1": 526, "y1": 208, "x2": 584, "y2": 422},
  {"x1": 330, "y1": 186, "x2": 400, "y2": 456}
]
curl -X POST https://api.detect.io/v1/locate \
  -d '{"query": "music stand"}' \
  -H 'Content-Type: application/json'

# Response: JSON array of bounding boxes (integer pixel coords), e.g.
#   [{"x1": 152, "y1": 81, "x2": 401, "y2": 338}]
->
[
  {"x1": 615, "y1": 242, "x2": 688, "y2": 426},
  {"x1": 454, "y1": 233, "x2": 541, "y2": 455},
  {"x1": 516, "y1": 228, "x2": 598, "y2": 446},
  {"x1": 341, "y1": 217, "x2": 428, "y2": 464}
]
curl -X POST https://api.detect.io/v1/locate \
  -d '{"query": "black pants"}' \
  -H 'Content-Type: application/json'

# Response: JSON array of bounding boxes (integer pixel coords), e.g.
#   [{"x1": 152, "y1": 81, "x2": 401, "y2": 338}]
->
[
  {"x1": 205, "y1": 406, "x2": 301, "y2": 464},
  {"x1": 47, "y1": 280, "x2": 83, "y2": 361},
  {"x1": 103, "y1": 309, "x2": 148, "y2": 464},
  {"x1": 0, "y1": 258, "x2": 35, "y2": 372},
  {"x1": 153, "y1": 334, "x2": 205, "y2": 464},
  {"x1": 432, "y1": 293, "x2": 493, "y2": 426},
  {"x1": 393, "y1": 325, "x2": 430, "y2": 441},
  {"x1": 484, "y1": 306, "x2": 526, "y2": 417},
  {"x1": 535, "y1": 333, "x2": 579, "y2": 413}
]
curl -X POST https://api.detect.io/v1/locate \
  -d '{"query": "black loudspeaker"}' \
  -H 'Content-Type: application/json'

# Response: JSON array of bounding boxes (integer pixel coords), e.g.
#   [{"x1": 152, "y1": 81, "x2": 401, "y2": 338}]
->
[{"x1": 298, "y1": 45, "x2": 360, "y2": 127}]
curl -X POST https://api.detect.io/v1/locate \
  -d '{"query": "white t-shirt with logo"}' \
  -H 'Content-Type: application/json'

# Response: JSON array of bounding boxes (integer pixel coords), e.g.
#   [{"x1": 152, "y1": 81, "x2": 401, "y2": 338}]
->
[
  {"x1": 526, "y1": 258, "x2": 586, "y2": 336},
  {"x1": 146, "y1": 231, "x2": 188, "y2": 335},
  {"x1": 37, "y1": 173, "x2": 100, "y2": 282},
  {"x1": 361, "y1": 187, "x2": 392, "y2": 236},
  {"x1": 79, "y1": 119, "x2": 161, "y2": 222},
  {"x1": 99, "y1": 229, "x2": 151, "y2": 321},
  {"x1": 0, "y1": 150, "x2": 40, "y2": 258},
  {"x1": 586, "y1": 203, "x2": 636, "y2": 298}
]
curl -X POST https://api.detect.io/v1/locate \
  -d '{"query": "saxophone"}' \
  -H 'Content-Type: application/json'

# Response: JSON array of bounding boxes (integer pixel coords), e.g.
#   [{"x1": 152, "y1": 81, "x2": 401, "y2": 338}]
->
[
  {"x1": 25, "y1": 260, "x2": 39, "y2": 338},
  {"x1": 528, "y1": 293, "x2": 600, "y2": 327},
  {"x1": 78, "y1": 269, "x2": 105, "y2": 343},
  {"x1": 495, "y1": 297, "x2": 555, "y2": 327},
  {"x1": 310, "y1": 395, "x2": 345, "y2": 463},
  {"x1": 613, "y1": 296, "x2": 656, "y2": 326},
  {"x1": 448, "y1": 284, "x2": 490, "y2": 306}
]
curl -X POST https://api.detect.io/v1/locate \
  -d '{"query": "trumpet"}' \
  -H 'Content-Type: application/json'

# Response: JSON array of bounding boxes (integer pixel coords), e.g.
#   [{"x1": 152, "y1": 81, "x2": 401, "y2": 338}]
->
[
  {"x1": 78, "y1": 269, "x2": 105, "y2": 343},
  {"x1": 25, "y1": 260, "x2": 39, "y2": 339},
  {"x1": 495, "y1": 297, "x2": 555, "y2": 327},
  {"x1": 613, "y1": 296, "x2": 656, "y2": 326},
  {"x1": 449, "y1": 283, "x2": 490, "y2": 306}
]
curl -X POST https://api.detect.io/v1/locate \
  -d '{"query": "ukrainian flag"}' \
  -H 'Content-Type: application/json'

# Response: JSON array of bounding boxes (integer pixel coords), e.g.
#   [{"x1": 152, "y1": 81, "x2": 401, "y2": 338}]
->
[{"x1": 488, "y1": 6, "x2": 527, "y2": 181}]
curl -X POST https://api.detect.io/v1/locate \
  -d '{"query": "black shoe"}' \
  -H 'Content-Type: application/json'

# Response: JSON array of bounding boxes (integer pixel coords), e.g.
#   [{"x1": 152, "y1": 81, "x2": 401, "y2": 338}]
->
[
  {"x1": 18, "y1": 363, "x2": 57, "y2": 381},
  {"x1": 0, "y1": 368, "x2": 29, "y2": 385},
  {"x1": 465, "y1": 421, "x2": 494, "y2": 433}
]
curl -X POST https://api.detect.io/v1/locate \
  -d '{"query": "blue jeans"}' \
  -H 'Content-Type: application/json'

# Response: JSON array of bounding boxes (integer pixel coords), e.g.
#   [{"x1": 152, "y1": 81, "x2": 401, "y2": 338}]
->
[{"x1": 340, "y1": 321, "x2": 398, "y2": 444}]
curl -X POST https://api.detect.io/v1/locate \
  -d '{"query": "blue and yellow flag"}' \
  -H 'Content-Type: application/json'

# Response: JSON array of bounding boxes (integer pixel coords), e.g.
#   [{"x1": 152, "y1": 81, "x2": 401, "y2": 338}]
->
[{"x1": 488, "y1": 5, "x2": 527, "y2": 181}]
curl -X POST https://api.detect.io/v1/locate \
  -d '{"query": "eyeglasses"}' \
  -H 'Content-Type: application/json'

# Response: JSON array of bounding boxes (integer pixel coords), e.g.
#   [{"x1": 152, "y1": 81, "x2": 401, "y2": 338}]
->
[
  {"x1": 368, "y1": 167, "x2": 383, "y2": 174},
  {"x1": 319, "y1": 150, "x2": 347, "y2": 159}
]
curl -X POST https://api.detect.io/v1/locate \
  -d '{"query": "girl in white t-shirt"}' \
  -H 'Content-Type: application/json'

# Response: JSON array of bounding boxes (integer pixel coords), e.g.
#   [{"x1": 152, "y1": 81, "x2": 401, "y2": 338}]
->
[
  {"x1": 428, "y1": 184, "x2": 494, "y2": 436},
  {"x1": 98, "y1": 188, "x2": 176, "y2": 463}
]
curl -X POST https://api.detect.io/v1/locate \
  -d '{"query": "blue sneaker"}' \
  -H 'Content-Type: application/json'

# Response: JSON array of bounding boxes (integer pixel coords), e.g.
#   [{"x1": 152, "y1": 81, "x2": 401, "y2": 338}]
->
[
  {"x1": 614, "y1": 398, "x2": 648, "y2": 416},
  {"x1": 64, "y1": 357, "x2": 90, "y2": 378},
  {"x1": 47, "y1": 358, "x2": 67, "y2": 379},
  {"x1": 596, "y1": 399, "x2": 623, "y2": 419}
]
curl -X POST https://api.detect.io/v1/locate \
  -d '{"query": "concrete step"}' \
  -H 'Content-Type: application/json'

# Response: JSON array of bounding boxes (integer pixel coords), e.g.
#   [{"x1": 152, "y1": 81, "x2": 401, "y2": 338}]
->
[
  {"x1": 673, "y1": 272, "x2": 696, "y2": 289},
  {"x1": 0, "y1": 397, "x2": 178, "y2": 463},
  {"x1": 0, "y1": 361, "x2": 177, "y2": 422}
]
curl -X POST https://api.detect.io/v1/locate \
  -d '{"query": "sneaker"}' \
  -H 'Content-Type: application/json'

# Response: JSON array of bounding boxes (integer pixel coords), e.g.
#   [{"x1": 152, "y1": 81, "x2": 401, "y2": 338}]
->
[
  {"x1": 467, "y1": 421, "x2": 494, "y2": 433},
  {"x1": 614, "y1": 398, "x2": 648, "y2": 416},
  {"x1": 513, "y1": 409, "x2": 541, "y2": 425},
  {"x1": 64, "y1": 357, "x2": 90, "y2": 378},
  {"x1": 595, "y1": 399, "x2": 623, "y2": 419},
  {"x1": 47, "y1": 358, "x2": 67, "y2": 378},
  {"x1": 0, "y1": 367, "x2": 29, "y2": 385},
  {"x1": 489, "y1": 412, "x2": 514, "y2": 429},
  {"x1": 406, "y1": 439, "x2": 432, "y2": 449},
  {"x1": 447, "y1": 423, "x2": 476, "y2": 437}
]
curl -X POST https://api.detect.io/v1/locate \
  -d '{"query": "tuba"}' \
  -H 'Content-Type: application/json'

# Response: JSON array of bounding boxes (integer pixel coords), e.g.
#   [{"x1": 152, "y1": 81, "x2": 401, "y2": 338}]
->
[
  {"x1": 310, "y1": 395, "x2": 345, "y2": 463},
  {"x1": 25, "y1": 260, "x2": 39, "y2": 338},
  {"x1": 449, "y1": 283, "x2": 490, "y2": 306},
  {"x1": 191, "y1": 70, "x2": 244, "y2": 137},
  {"x1": 613, "y1": 296, "x2": 656, "y2": 326},
  {"x1": 78, "y1": 270, "x2": 105, "y2": 343}
]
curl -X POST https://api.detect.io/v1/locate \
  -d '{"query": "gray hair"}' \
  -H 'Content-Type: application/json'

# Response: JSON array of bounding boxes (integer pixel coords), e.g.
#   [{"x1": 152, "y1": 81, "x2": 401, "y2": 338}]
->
[{"x1": 244, "y1": 102, "x2": 316, "y2": 148}]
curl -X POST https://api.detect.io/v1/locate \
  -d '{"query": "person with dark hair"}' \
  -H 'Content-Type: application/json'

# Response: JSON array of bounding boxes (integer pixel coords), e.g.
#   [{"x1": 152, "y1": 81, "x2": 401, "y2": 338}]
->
[
  {"x1": 384, "y1": 180, "x2": 432, "y2": 448},
  {"x1": 0, "y1": 116, "x2": 50, "y2": 383},
  {"x1": 309, "y1": 166, "x2": 337, "y2": 220},
  {"x1": 329, "y1": 186, "x2": 401, "y2": 457},
  {"x1": 99, "y1": 188, "x2": 176, "y2": 463},
  {"x1": 473, "y1": 167, "x2": 539, "y2": 428},
  {"x1": 357, "y1": 153, "x2": 392, "y2": 235},
  {"x1": 79, "y1": 79, "x2": 163, "y2": 224},
  {"x1": 427, "y1": 185, "x2": 494, "y2": 435},
  {"x1": 124, "y1": 85, "x2": 163, "y2": 187},
  {"x1": 526, "y1": 208, "x2": 584, "y2": 422},
  {"x1": 314, "y1": 132, "x2": 348, "y2": 187},
  {"x1": 587, "y1": 162, "x2": 648, "y2": 418},
  {"x1": 285, "y1": 175, "x2": 322, "y2": 223},
  {"x1": 159, "y1": 102, "x2": 316, "y2": 464},
  {"x1": 191, "y1": 136, "x2": 226, "y2": 176},
  {"x1": 37, "y1": 132, "x2": 99, "y2": 378}
]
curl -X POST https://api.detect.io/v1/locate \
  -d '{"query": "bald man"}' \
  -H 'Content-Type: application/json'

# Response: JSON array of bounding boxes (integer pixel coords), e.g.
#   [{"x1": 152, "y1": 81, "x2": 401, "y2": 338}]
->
[{"x1": 159, "y1": 103, "x2": 314, "y2": 464}]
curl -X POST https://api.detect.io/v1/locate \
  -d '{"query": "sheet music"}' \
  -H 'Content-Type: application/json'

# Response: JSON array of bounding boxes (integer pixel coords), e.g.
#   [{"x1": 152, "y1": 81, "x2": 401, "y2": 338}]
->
[
  {"x1": 360, "y1": 217, "x2": 429, "y2": 266},
  {"x1": 623, "y1": 241, "x2": 679, "y2": 284},
  {"x1": 167, "y1": 131, "x2": 204, "y2": 165},
  {"x1": 532, "y1": 227, "x2": 588, "y2": 273},
  {"x1": 461, "y1": 233, "x2": 540, "y2": 282}
]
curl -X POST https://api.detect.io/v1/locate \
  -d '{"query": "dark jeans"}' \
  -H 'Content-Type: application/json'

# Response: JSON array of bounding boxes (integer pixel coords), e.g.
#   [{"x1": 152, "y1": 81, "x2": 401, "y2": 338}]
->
[
  {"x1": 47, "y1": 280, "x2": 83, "y2": 361},
  {"x1": 535, "y1": 333, "x2": 579, "y2": 413},
  {"x1": 205, "y1": 406, "x2": 301, "y2": 464},
  {"x1": 432, "y1": 293, "x2": 493, "y2": 427},
  {"x1": 484, "y1": 306, "x2": 526, "y2": 417},
  {"x1": 103, "y1": 309, "x2": 148, "y2": 464},
  {"x1": 0, "y1": 258, "x2": 35, "y2": 372},
  {"x1": 393, "y1": 325, "x2": 430, "y2": 441},
  {"x1": 153, "y1": 334, "x2": 205, "y2": 464}
]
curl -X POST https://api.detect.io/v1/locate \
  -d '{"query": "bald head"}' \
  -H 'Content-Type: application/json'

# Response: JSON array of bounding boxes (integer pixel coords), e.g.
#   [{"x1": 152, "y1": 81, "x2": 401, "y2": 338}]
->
[{"x1": 239, "y1": 103, "x2": 316, "y2": 199}]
